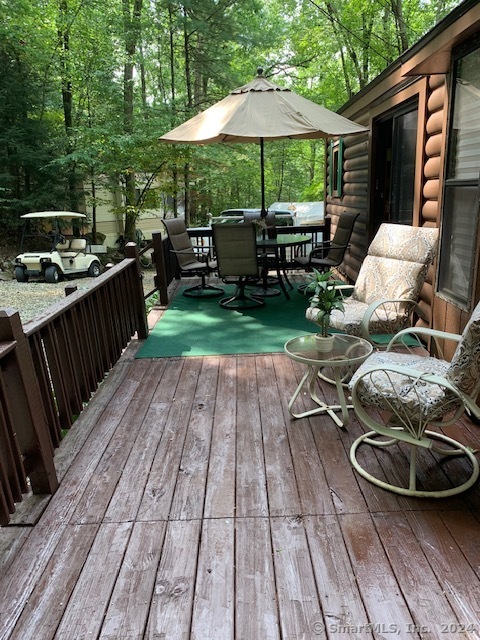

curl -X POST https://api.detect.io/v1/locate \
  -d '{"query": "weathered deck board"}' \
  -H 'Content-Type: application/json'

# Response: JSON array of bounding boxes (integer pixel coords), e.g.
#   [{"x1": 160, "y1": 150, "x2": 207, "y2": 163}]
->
[
  {"x1": 305, "y1": 515, "x2": 371, "y2": 639},
  {"x1": 2, "y1": 290, "x2": 480, "y2": 639},
  {"x1": 235, "y1": 356, "x2": 269, "y2": 518},
  {"x1": 191, "y1": 518, "x2": 235, "y2": 639},
  {"x1": 100, "y1": 521, "x2": 167, "y2": 639},
  {"x1": 235, "y1": 516, "x2": 279, "y2": 640},
  {"x1": 271, "y1": 516, "x2": 322, "y2": 638},
  {"x1": 204, "y1": 356, "x2": 237, "y2": 519},
  {"x1": 406, "y1": 511, "x2": 480, "y2": 630},
  {"x1": 146, "y1": 518, "x2": 201, "y2": 639},
  {"x1": 54, "y1": 522, "x2": 133, "y2": 639},
  {"x1": 373, "y1": 512, "x2": 464, "y2": 639},
  {"x1": 258, "y1": 354, "x2": 302, "y2": 517},
  {"x1": 9, "y1": 523, "x2": 99, "y2": 640},
  {"x1": 340, "y1": 513, "x2": 418, "y2": 634},
  {"x1": 169, "y1": 357, "x2": 219, "y2": 521}
]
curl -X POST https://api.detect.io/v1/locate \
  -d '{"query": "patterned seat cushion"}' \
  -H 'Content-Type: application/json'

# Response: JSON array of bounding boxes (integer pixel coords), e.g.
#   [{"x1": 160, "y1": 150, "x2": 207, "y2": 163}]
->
[
  {"x1": 368, "y1": 224, "x2": 438, "y2": 264},
  {"x1": 352, "y1": 256, "x2": 428, "y2": 305},
  {"x1": 349, "y1": 351, "x2": 459, "y2": 423},
  {"x1": 305, "y1": 225, "x2": 439, "y2": 338},
  {"x1": 446, "y1": 301, "x2": 480, "y2": 395},
  {"x1": 328, "y1": 299, "x2": 411, "y2": 336}
]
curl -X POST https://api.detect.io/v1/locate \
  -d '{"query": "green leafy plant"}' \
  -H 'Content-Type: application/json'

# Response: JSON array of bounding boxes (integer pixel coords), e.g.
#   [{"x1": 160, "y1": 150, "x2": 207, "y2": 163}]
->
[{"x1": 303, "y1": 269, "x2": 346, "y2": 337}]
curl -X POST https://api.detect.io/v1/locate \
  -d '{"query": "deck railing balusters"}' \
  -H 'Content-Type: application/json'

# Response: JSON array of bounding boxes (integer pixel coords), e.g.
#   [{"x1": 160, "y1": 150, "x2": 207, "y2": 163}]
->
[{"x1": 0, "y1": 242, "x2": 148, "y2": 524}]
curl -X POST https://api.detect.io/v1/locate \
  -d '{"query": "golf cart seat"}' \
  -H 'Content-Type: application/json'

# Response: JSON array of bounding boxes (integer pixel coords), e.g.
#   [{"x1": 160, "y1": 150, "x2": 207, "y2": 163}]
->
[
  {"x1": 70, "y1": 238, "x2": 87, "y2": 252},
  {"x1": 56, "y1": 238, "x2": 71, "y2": 251},
  {"x1": 61, "y1": 238, "x2": 87, "y2": 259}
]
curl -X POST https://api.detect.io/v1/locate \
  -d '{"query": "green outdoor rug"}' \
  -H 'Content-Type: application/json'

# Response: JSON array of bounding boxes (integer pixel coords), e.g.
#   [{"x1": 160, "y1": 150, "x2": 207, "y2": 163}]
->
[{"x1": 136, "y1": 284, "x2": 315, "y2": 357}]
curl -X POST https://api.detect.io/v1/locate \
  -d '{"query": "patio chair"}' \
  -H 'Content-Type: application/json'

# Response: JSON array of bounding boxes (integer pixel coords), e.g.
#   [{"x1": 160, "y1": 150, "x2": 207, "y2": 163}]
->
[
  {"x1": 295, "y1": 211, "x2": 359, "y2": 291},
  {"x1": 162, "y1": 218, "x2": 223, "y2": 298},
  {"x1": 348, "y1": 302, "x2": 480, "y2": 497},
  {"x1": 212, "y1": 223, "x2": 265, "y2": 309},
  {"x1": 306, "y1": 223, "x2": 439, "y2": 348},
  {"x1": 243, "y1": 210, "x2": 294, "y2": 291}
]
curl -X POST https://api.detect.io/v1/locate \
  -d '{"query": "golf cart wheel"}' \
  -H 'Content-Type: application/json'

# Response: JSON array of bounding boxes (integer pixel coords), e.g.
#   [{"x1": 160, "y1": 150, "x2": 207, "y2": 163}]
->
[
  {"x1": 15, "y1": 266, "x2": 29, "y2": 283},
  {"x1": 88, "y1": 261, "x2": 101, "y2": 277},
  {"x1": 45, "y1": 265, "x2": 60, "y2": 283}
]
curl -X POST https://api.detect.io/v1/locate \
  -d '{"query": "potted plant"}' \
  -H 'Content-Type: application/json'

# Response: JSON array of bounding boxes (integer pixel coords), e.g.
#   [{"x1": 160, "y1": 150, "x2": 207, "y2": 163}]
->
[{"x1": 303, "y1": 269, "x2": 346, "y2": 350}]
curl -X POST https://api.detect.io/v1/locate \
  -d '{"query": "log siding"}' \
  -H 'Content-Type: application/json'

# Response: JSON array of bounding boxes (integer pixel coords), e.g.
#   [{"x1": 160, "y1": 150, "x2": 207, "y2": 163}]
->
[{"x1": 333, "y1": 0, "x2": 480, "y2": 340}]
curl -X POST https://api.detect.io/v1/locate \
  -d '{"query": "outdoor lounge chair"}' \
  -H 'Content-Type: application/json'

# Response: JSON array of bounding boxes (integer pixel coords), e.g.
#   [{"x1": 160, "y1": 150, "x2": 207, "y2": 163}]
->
[
  {"x1": 295, "y1": 211, "x2": 359, "y2": 290},
  {"x1": 348, "y1": 301, "x2": 480, "y2": 497},
  {"x1": 162, "y1": 218, "x2": 223, "y2": 298},
  {"x1": 306, "y1": 223, "x2": 439, "y2": 348},
  {"x1": 212, "y1": 223, "x2": 265, "y2": 309}
]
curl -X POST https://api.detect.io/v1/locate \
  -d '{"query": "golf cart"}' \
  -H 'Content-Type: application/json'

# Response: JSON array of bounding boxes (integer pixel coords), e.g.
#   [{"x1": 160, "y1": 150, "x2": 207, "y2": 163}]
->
[{"x1": 14, "y1": 211, "x2": 102, "y2": 283}]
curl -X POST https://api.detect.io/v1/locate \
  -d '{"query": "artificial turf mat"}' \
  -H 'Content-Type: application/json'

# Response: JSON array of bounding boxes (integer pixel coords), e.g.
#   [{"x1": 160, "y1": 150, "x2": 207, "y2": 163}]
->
[{"x1": 136, "y1": 284, "x2": 315, "y2": 357}]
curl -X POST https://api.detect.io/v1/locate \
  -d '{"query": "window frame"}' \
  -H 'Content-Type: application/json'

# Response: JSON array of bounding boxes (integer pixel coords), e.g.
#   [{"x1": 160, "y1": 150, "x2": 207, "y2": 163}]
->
[
  {"x1": 329, "y1": 138, "x2": 344, "y2": 198},
  {"x1": 437, "y1": 37, "x2": 480, "y2": 310}
]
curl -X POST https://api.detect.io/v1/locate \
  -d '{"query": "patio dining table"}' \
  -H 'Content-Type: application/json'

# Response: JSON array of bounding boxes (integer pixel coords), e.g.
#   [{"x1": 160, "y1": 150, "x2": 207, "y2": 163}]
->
[
  {"x1": 255, "y1": 233, "x2": 310, "y2": 300},
  {"x1": 187, "y1": 223, "x2": 327, "y2": 301}
]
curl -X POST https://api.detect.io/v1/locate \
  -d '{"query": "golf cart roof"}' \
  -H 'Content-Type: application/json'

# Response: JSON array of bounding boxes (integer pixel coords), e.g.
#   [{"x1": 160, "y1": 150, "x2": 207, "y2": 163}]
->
[{"x1": 21, "y1": 211, "x2": 87, "y2": 219}]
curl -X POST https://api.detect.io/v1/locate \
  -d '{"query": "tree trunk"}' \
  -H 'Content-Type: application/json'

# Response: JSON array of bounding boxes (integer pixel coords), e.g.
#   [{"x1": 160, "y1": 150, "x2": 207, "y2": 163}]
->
[
  {"x1": 58, "y1": 0, "x2": 78, "y2": 214},
  {"x1": 122, "y1": 0, "x2": 143, "y2": 242},
  {"x1": 183, "y1": 5, "x2": 192, "y2": 224},
  {"x1": 390, "y1": 0, "x2": 409, "y2": 52},
  {"x1": 168, "y1": 4, "x2": 179, "y2": 218}
]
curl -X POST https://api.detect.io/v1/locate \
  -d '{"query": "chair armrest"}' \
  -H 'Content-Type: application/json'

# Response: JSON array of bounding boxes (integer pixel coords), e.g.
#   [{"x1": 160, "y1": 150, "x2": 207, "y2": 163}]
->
[
  {"x1": 351, "y1": 363, "x2": 467, "y2": 441},
  {"x1": 387, "y1": 326, "x2": 462, "y2": 350},
  {"x1": 333, "y1": 283, "x2": 354, "y2": 295},
  {"x1": 170, "y1": 247, "x2": 212, "y2": 265},
  {"x1": 360, "y1": 298, "x2": 421, "y2": 347},
  {"x1": 309, "y1": 241, "x2": 351, "y2": 260}
]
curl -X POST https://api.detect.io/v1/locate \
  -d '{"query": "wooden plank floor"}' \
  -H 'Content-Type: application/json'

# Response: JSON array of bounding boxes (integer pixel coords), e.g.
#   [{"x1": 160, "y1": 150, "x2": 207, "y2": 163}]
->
[{"x1": 2, "y1": 277, "x2": 480, "y2": 639}]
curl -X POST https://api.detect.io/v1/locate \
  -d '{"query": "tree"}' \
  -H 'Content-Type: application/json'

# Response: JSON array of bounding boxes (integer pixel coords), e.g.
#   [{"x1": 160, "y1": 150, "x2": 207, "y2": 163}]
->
[
  {"x1": 0, "y1": 0, "x2": 465, "y2": 243},
  {"x1": 0, "y1": 1, "x2": 66, "y2": 231},
  {"x1": 122, "y1": 0, "x2": 144, "y2": 241}
]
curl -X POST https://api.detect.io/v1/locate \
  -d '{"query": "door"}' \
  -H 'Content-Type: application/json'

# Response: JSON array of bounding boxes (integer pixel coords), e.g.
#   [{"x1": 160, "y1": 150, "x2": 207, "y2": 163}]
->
[{"x1": 373, "y1": 102, "x2": 418, "y2": 230}]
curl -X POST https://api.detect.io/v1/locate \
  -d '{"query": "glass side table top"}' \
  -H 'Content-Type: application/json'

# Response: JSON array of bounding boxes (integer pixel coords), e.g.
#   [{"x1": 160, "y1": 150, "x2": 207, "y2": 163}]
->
[{"x1": 284, "y1": 333, "x2": 373, "y2": 366}]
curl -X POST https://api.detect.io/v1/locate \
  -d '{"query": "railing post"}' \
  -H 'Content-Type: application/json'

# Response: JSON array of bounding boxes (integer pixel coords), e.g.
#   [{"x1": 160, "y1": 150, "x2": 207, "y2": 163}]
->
[
  {"x1": 152, "y1": 230, "x2": 169, "y2": 305},
  {"x1": 0, "y1": 309, "x2": 59, "y2": 495},
  {"x1": 124, "y1": 242, "x2": 149, "y2": 339}
]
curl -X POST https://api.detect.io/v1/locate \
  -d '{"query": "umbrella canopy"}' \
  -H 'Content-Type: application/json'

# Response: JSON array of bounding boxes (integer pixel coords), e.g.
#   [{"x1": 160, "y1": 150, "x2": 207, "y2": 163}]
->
[
  {"x1": 160, "y1": 68, "x2": 368, "y2": 213},
  {"x1": 21, "y1": 212, "x2": 86, "y2": 219}
]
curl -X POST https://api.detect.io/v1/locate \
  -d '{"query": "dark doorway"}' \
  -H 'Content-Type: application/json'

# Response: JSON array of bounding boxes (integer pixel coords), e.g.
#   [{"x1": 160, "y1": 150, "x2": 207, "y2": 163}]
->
[{"x1": 373, "y1": 102, "x2": 418, "y2": 230}]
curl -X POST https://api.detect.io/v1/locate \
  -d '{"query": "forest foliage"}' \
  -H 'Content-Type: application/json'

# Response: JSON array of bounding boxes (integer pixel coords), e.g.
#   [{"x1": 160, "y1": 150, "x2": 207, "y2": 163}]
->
[{"x1": 0, "y1": 0, "x2": 462, "y2": 240}]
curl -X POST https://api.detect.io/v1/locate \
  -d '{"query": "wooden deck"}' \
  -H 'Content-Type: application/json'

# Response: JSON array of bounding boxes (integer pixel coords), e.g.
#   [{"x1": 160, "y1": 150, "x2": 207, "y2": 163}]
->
[{"x1": 2, "y1": 278, "x2": 480, "y2": 639}]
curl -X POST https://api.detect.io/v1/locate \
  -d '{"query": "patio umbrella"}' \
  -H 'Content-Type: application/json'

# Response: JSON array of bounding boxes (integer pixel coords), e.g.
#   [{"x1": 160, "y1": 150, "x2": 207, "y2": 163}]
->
[{"x1": 159, "y1": 68, "x2": 368, "y2": 215}]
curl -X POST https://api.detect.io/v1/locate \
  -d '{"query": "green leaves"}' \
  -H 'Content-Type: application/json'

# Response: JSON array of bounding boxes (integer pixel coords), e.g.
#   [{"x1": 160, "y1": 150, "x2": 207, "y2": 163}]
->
[{"x1": 304, "y1": 268, "x2": 346, "y2": 336}]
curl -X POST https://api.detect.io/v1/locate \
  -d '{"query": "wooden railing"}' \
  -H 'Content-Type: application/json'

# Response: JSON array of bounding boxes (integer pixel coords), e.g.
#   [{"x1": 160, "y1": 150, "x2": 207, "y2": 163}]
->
[
  {"x1": 0, "y1": 243, "x2": 148, "y2": 525},
  {"x1": 145, "y1": 231, "x2": 176, "y2": 306}
]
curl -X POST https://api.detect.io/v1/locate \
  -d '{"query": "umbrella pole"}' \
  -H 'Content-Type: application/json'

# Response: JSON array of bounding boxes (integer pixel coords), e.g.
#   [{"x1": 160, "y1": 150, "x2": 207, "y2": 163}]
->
[{"x1": 260, "y1": 137, "x2": 266, "y2": 217}]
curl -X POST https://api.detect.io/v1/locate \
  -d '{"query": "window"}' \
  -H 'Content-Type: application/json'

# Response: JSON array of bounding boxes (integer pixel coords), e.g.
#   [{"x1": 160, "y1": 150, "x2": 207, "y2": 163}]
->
[
  {"x1": 329, "y1": 139, "x2": 343, "y2": 197},
  {"x1": 390, "y1": 109, "x2": 417, "y2": 223},
  {"x1": 438, "y1": 42, "x2": 480, "y2": 308}
]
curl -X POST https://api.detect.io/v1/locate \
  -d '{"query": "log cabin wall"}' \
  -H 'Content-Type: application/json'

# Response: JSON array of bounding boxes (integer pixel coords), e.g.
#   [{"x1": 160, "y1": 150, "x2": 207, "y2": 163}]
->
[
  {"x1": 327, "y1": 76, "x2": 439, "y2": 329},
  {"x1": 421, "y1": 74, "x2": 447, "y2": 333},
  {"x1": 326, "y1": 133, "x2": 369, "y2": 283},
  {"x1": 329, "y1": 0, "x2": 480, "y2": 347}
]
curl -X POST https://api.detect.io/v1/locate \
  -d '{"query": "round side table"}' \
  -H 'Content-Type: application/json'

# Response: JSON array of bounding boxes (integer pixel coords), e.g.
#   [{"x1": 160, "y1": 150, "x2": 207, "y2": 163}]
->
[{"x1": 284, "y1": 333, "x2": 373, "y2": 427}]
